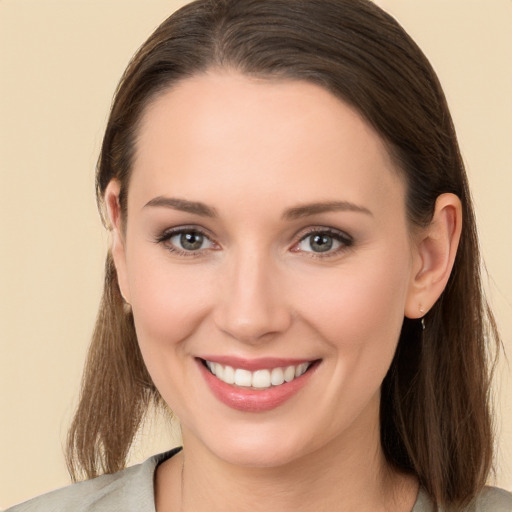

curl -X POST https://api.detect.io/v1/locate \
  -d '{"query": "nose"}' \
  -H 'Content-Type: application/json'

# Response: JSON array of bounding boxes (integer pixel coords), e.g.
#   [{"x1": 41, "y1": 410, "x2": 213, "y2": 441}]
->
[{"x1": 213, "y1": 250, "x2": 292, "y2": 344}]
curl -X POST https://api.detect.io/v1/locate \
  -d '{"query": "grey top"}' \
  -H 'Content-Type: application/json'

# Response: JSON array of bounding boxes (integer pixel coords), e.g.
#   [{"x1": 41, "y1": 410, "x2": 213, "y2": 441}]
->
[{"x1": 6, "y1": 448, "x2": 512, "y2": 511}]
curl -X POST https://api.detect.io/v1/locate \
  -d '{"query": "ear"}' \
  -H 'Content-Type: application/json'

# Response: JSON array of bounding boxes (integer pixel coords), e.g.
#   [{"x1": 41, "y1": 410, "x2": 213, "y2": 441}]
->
[
  {"x1": 405, "y1": 193, "x2": 462, "y2": 319},
  {"x1": 104, "y1": 180, "x2": 131, "y2": 305}
]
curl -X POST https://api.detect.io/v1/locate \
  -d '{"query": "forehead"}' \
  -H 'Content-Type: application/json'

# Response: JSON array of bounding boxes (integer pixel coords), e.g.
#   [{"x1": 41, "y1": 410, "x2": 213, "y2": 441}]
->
[{"x1": 130, "y1": 71, "x2": 405, "y2": 216}]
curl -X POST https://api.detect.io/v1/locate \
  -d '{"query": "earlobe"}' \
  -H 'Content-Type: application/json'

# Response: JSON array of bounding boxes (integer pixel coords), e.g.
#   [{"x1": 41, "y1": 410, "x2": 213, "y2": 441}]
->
[
  {"x1": 405, "y1": 193, "x2": 462, "y2": 319},
  {"x1": 104, "y1": 180, "x2": 131, "y2": 305}
]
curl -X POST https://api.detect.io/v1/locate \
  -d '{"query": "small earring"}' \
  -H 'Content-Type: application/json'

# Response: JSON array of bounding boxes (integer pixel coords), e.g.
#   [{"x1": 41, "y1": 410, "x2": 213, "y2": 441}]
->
[{"x1": 419, "y1": 306, "x2": 426, "y2": 331}]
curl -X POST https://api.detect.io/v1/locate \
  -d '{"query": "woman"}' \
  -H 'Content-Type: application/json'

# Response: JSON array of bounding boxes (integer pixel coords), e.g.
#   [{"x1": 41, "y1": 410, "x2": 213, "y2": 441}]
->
[{"x1": 7, "y1": 0, "x2": 511, "y2": 510}]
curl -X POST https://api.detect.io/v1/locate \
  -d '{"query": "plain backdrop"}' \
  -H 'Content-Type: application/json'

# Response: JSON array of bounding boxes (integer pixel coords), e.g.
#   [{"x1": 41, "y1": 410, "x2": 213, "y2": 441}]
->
[{"x1": 1, "y1": 0, "x2": 511, "y2": 508}]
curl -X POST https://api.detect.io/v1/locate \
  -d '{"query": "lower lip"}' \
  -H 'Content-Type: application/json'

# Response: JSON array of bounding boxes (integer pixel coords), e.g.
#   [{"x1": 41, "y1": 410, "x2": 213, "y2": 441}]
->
[{"x1": 197, "y1": 359, "x2": 319, "y2": 412}]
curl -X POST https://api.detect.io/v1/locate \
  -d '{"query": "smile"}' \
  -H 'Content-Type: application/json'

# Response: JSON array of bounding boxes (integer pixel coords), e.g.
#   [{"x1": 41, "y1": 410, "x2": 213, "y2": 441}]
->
[
  {"x1": 197, "y1": 357, "x2": 320, "y2": 412},
  {"x1": 204, "y1": 360, "x2": 312, "y2": 389}
]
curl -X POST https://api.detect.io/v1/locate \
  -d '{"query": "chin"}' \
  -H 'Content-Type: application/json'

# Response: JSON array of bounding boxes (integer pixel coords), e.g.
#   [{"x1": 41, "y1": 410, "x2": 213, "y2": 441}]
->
[
  {"x1": 195, "y1": 422, "x2": 318, "y2": 469},
  {"x1": 214, "y1": 441, "x2": 303, "y2": 469}
]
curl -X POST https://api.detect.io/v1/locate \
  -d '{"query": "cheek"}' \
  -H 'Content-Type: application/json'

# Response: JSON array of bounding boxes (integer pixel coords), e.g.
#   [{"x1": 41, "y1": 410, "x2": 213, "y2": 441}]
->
[
  {"x1": 126, "y1": 247, "x2": 216, "y2": 349},
  {"x1": 294, "y1": 249, "x2": 411, "y2": 360},
  {"x1": 124, "y1": 248, "x2": 217, "y2": 417},
  {"x1": 290, "y1": 254, "x2": 411, "y2": 431}
]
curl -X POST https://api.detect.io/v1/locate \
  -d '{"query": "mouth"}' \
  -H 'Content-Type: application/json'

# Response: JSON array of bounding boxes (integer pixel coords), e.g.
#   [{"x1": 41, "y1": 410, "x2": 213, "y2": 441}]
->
[
  {"x1": 202, "y1": 359, "x2": 314, "y2": 389},
  {"x1": 197, "y1": 357, "x2": 321, "y2": 412}
]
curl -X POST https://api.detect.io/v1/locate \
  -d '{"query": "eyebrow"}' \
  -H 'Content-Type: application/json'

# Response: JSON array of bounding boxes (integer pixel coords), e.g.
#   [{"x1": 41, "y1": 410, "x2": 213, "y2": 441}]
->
[
  {"x1": 143, "y1": 196, "x2": 371, "y2": 220},
  {"x1": 283, "y1": 201, "x2": 372, "y2": 220},
  {"x1": 144, "y1": 196, "x2": 217, "y2": 217}
]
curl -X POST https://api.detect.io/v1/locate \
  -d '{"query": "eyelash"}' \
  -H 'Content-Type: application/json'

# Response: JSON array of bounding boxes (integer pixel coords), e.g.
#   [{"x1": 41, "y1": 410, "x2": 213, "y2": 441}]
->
[
  {"x1": 154, "y1": 226, "x2": 354, "y2": 258},
  {"x1": 292, "y1": 227, "x2": 354, "y2": 258},
  {"x1": 154, "y1": 226, "x2": 217, "y2": 258}
]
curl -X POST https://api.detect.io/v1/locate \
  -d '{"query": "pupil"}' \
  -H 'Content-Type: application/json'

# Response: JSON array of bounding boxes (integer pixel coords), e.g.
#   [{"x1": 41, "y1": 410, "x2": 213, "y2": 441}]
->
[
  {"x1": 311, "y1": 234, "x2": 333, "y2": 252},
  {"x1": 180, "y1": 232, "x2": 203, "y2": 250}
]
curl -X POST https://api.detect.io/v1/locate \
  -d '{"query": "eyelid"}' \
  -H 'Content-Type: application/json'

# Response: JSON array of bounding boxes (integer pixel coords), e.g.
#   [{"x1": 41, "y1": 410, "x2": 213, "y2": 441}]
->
[
  {"x1": 153, "y1": 224, "x2": 353, "y2": 258},
  {"x1": 291, "y1": 226, "x2": 354, "y2": 257},
  {"x1": 295, "y1": 226, "x2": 353, "y2": 243},
  {"x1": 154, "y1": 225, "x2": 219, "y2": 256}
]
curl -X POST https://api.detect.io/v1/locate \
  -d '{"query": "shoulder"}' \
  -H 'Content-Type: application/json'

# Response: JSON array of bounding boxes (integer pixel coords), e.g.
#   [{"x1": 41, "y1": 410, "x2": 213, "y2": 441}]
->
[
  {"x1": 471, "y1": 486, "x2": 512, "y2": 511},
  {"x1": 414, "y1": 486, "x2": 512, "y2": 512},
  {"x1": 5, "y1": 449, "x2": 180, "y2": 512}
]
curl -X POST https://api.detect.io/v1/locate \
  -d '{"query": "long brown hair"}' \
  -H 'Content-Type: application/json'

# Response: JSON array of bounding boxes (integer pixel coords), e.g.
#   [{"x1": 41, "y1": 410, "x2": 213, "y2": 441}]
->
[{"x1": 66, "y1": 0, "x2": 500, "y2": 508}]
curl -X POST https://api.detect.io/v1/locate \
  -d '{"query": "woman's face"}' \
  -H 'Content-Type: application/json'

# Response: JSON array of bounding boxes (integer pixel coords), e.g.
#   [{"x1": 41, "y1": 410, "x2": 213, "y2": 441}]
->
[{"x1": 111, "y1": 72, "x2": 423, "y2": 467}]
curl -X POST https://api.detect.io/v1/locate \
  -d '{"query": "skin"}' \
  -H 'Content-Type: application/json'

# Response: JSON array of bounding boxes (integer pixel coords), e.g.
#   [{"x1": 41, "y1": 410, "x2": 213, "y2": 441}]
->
[{"x1": 106, "y1": 72, "x2": 462, "y2": 511}]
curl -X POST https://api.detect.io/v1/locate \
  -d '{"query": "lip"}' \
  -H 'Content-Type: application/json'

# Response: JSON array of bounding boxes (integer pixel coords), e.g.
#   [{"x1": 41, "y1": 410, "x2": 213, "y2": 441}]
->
[{"x1": 196, "y1": 357, "x2": 320, "y2": 412}]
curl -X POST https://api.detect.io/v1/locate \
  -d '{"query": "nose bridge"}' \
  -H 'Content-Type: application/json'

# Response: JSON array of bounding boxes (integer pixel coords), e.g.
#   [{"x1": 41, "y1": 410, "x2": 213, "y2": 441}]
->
[{"x1": 214, "y1": 244, "x2": 291, "y2": 343}]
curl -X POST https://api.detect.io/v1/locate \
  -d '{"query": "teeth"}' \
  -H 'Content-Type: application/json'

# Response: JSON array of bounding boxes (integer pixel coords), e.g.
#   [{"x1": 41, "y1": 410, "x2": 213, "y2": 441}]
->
[
  {"x1": 295, "y1": 363, "x2": 309, "y2": 377},
  {"x1": 223, "y1": 365, "x2": 235, "y2": 384},
  {"x1": 234, "y1": 369, "x2": 252, "y2": 387},
  {"x1": 205, "y1": 360, "x2": 312, "y2": 389},
  {"x1": 214, "y1": 363, "x2": 224, "y2": 380},
  {"x1": 270, "y1": 367, "x2": 284, "y2": 386},
  {"x1": 252, "y1": 369, "x2": 271, "y2": 388},
  {"x1": 284, "y1": 365, "x2": 295, "y2": 382}
]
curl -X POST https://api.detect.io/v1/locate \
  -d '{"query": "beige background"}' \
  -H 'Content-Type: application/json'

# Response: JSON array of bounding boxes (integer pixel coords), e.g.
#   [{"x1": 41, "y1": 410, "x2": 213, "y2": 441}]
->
[{"x1": 0, "y1": 0, "x2": 510, "y2": 508}]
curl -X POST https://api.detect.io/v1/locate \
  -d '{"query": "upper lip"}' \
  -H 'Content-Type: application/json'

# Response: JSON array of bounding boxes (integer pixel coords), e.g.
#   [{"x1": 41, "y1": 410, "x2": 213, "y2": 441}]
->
[{"x1": 198, "y1": 355, "x2": 318, "y2": 371}]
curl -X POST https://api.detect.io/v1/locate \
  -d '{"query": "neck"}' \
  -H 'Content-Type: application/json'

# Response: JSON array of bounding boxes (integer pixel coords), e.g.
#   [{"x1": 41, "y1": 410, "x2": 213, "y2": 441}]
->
[{"x1": 155, "y1": 402, "x2": 418, "y2": 512}]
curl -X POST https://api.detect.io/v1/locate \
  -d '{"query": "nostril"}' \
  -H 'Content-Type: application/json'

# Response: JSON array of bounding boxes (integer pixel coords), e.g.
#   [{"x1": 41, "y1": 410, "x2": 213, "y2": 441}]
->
[{"x1": 213, "y1": 306, "x2": 293, "y2": 345}]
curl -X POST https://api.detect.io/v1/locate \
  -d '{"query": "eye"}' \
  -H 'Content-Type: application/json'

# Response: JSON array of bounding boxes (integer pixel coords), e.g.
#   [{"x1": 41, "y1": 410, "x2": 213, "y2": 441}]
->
[
  {"x1": 294, "y1": 229, "x2": 353, "y2": 255},
  {"x1": 170, "y1": 231, "x2": 212, "y2": 251},
  {"x1": 155, "y1": 227, "x2": 217, "y2": 255}
]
